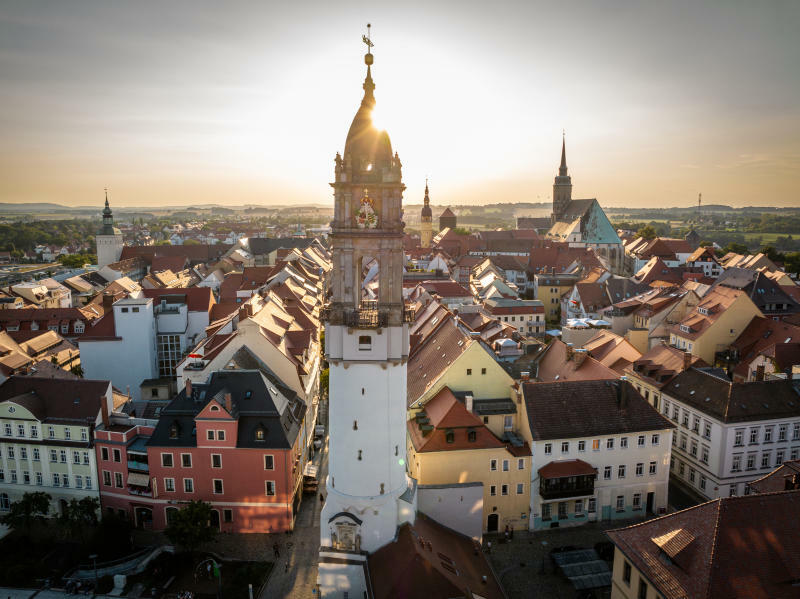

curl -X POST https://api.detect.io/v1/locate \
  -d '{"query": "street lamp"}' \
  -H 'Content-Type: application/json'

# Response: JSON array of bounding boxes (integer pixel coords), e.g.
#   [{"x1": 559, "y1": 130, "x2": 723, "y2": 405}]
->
[{"x1": 89, "y1": 554, "x2": 98, "y2": 592}]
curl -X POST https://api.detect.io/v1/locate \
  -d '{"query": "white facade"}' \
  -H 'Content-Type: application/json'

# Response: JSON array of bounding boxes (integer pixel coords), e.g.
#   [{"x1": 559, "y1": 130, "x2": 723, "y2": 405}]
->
[
  {"x1": 97, "y1": 232, "x2": 124, "y2": 269},
  {"x1": 660, "y1": 393, "x2": 800, "y2": 500},
  {"x1": 321, "y1": 324, "x2": 415, "y2": 553},
  {"x1": 530, "y1": 428, "x2": 672, "y2": 530}
]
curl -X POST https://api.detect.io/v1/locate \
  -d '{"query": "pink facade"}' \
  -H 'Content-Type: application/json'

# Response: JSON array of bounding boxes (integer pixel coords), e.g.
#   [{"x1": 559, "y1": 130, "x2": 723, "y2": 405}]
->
[{"x1": 95, "y1": 413, "x2": 303, "y2": 533}]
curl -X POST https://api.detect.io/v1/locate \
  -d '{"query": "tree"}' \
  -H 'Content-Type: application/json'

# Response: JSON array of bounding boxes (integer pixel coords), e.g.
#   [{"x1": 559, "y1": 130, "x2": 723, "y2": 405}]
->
[
  {"x1": 722, "y1": 242, "x2": 749, "y2": 255},
  {"x1": 183, "y1": 239, "x2": 200, "y2": 245},
  {"x1": 58, "y1": 253, "x2": 97, "y2": 269},
  {"x1": 636, "y1": 225, "x2": 657, "y2": 240},
  {"x1": 59, "y1": 496, "x2": 99, "y2": 542},
  {"x1": 761, "y1": 245, "x2": 785, "y2": 263},
  {"x1": 783, "y1": 252, "x2": 800, "y2": 276},
  {"x1": 165, "y1": 500, "x2": 217, "y2": 553},
  {"x1": 0, "y1": 491, "x2": 51, "y2": 533}
]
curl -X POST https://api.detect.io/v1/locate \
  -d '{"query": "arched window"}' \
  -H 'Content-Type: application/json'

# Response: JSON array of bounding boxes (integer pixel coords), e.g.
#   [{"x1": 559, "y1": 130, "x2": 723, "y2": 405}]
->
[
  {"x1": 255, "y1": 426, "x2": 265, "y2": 441},
  {"x1": 210, "y1": 405, "x2": 219, "y2": 412}
]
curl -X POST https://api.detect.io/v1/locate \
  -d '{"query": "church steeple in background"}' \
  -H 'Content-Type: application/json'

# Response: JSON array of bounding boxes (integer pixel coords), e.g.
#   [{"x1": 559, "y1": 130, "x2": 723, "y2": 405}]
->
[
  {"x1": 552, "y1": 131, "x2": 573, "y2": 223},
  {"x1": 559, "y1": 132, "x2": 568, "y2": 177}
]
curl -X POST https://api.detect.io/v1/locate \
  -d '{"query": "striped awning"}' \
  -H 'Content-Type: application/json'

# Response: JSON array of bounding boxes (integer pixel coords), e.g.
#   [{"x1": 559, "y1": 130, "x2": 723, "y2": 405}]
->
[{"x1": 127, "y1": 472, "x2": 150, "y2": 487}]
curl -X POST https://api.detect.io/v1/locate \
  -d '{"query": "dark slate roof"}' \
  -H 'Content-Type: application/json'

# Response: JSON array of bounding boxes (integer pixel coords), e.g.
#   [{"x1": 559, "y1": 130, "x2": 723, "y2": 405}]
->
[
  {"x1": 522, "y1": 380, "x2": 674, "y2": 440},
  {"x1": 243, "y1": 237, "x2": 315, "y2": 256},
  {"x1": 605, "y1": 278, "x2": 652, "y2": 304},
  {"x1": 663, "y1": 367, "x2": 800, "y2": 423},
  {"x1": 0, "y1": 376, "x2": 110, "y2": 425},
  {"x1": 147, "y1": 370, "x2": 305, "y2": 449}
]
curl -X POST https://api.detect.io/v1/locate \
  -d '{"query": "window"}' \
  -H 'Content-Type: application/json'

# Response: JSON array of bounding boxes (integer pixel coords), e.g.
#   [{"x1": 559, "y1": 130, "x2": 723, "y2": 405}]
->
[
  {"x1": 489, "y1": 484, "x2": 498, "y2": 497},
  {"x1": 48, "y1": 426, "x2": 55, "y2": 439},
  {"x1": 542, "y1": 503, "x2": 551, "y2": 520},
  {"x1": 638, "y1": 435, "x2": 645, "y2": 447},
  {"x1": 672, "y1": 406, "x2": 679, "y2": 421},
  {"x1": 680, "y1": 435, "x2": 687, "y2": 450},
  {"x1": 35, "y1": 472, "x2": 43, "y2": 486},
  {"x1": 516, "y1": 483, "x2": 524, "y2": 494},
  {"x1": 663, "y1": 400, "x2": 670, "y2": 415},
  {"x1": 207, "y1": 430, "x2": 215, "y2": 441},
  {"x1": 358, "y1": 335, "x2": 371, "y2": 350},
  {"x1": 81, "y1": 429, "x2": 87, "y2": 441},
  {"x1": 578, "y1": 440, "x2": 586, "y2": 452},
  {"x1": 765, "y1": 427, "x2": 774, "y2": 443},
  {"x1": 574, "y1": 499, "x2": 583, "y2": 514},
  {"x1": 165, "y1": 478, "x2": 175, "y2": 492},
  {"x1": 504, "y1": 416, "x2": 513, "y2": 431},
  {"x1": 779, "y1": 424, "x2": 788, "y2": 442},
  {"x1": 592, "y1": 439, "x2": 600, "y2": 451},
  {"x1": 561, "y1": 442, "x2": 569, "y2": 453},
  {"x1": 33, "y1": 448, "x2": 40, "y2": 461},
  {"x1": 181, "y1": 454, "x2": 192, "y2": 468},
  {"x1": 502, "y1": 459, "x2": 509, "y2": 472},
  {"x1": 73, "y1": 451, "x2": 80, "y2": 464},
  {"x1": 112, "y1": 448, "x2": 121, "y2": 462},
  {"x1": 114, "y1": 472, "x2": 123, "y2": 488},
  {"x1": 794, "y1": 423, "x2": 800, "y2": 441},
  {"x1": 729, "y1": 484, "x2": 737, "y2": 497},
  {"x1": 701, "y1": 446, "x2": 709, "y2": 464},
  {"x1": 0, "y1": 493, "x2": 8, "y2": 511},
  {"x1": 620, "y1": 437, "x2": 628, "y2": 449},
  {"x1": 85, "y1": 476, "x2": 92, "y2": 490},
  {"x1": 690, "y1": 440, "x2": 698, "y2": 457},
  {"x1": 183, "y1": 478, "x2": 194, "y2": 493},
  {"x1": 734, "y1": 429, "x2": 744, "y2": 446},
  {"x1": 23, "y1": 471, "x2": 30, "y2": 484},
  {"x1": 501, "y1": 484, "x2": 509, "y2": 496},
  {"x1": 588, "y1": 498, "x2": 596, "y2": 513},
  {"x1": 692, "y1": 416, "x2": 700, "y2": 433},
  {"x1": 623, "y1": 561, "x2": 632, "y2": 585},
  {"x1": 224, "y1": 509, "x2": 233, "y2": 523},
  {"x1": 64, "y1": 428, "x2": 71, "y2": 440},
  {"x1": 732, "y1": 455, "x2": 742, "y2": 472},
  {"x1": 466, "y1": 369, "x2": 472, "y2": 376},
  {"x1": 793, "y1": 448, "x2": 800, "y2": 461},
  {"x1": 157, "y1": 334, "x2": 182, "y2": 377},
  {"x1": 162, "y1": 453, "x2": 174, "y2": 467},
  {"x1": 7, "y1": 447, "x2": 13, "y2": 459},
  {"x1": 682, "y1": 411, "x2": 689, "y2": 427},
  {"x1": 558, "y1": 502, "x2": 567, "y2": 519},
  {"x1": 689, "y1": 468, "x2": 696, "y2": 483},
  {"x1": 445, "y1": 430, "x2": 455, "y2": 444},
  {"x1": 649, "y1": 461, "x2": 657, "y2": 475},
  {"x1": 3, "y1": 423, "x2": 10, "y2": 436},
  {"x1": 213, "y1": 479, "x2": 224, "y2": 494},
  {"x1": 83, "y1": 451, "x2": 90, "y2": 465},
  {"x1": 265, "y1": 481, "x2": 276, "y2": 496},
  {"x1": 19, "y1": 447, "x2": 27, "y2": 459},
  {"x1": 746, "y1": 454, "x2": 756, "y2": 470},
  {"x1": 616, "y1": 495, "x2": 625, "y2": 511},
  {"x1": 607, "y1": 438, "x2": 614, "y2": 450},
  {"x1": 761, "y1": 453, "x2": 771, "y2": 469},
  {"x1": 60, "y1": 450, "x2": 67, "y2": 463},
  {"x1": 53, "y1": 472, "x2": 60, "y2": 486},
  {"x1": 618, "y1": 465, "x2": 626, "y2": 478},
  {"x1": 651, "y1": 433, "x2": 660, "y2": 445},
  {"x1": 264, "y1": 455, "x2": 274, "y2": 470},
  {"x1": 212, "y1": 454, "x2": 222, "y2": 468},
  {"x1": 481, "y1": 367, "x2": 487, "y2": 375},
  {"x1": 75, "y1": 475, "x2": 82, "y2": 489},
  {"x1": 603, "y1": 466, "x2": 612, "y2": 480},
  {"x1": 635, "y1": 463, "x2": 643, "y2": 477},
  {"x1": 101, "y1": 447, "x2": 109, "y2": 461},
  {"x1": 218, "y1": 430, "x2": 226, "y2": 441},
  {"x1": 517, "y1": 458, "x2": 524, "y2": 470},
  {"x1": 703, "y1": 423, "x2": 711, "y2": 439},
  {"x1": 16, "y1": 424, "x2": 25, "y2": 437},
  {"x1": 544, "y1": 444, "x2": 552, "y2": 456},
  {"x1": 633, "y1": 493, "x2": 642, "y2": 510},
  {"x1": 30, "y1": 425, "x2": 38, "y2": 439},
  {"x1": 638, "y1": 580, "x2": 648, "y2": 599},
  {"x1": 700, "y1": 475, "x2": 707, "y2": 490},
  {"x1": 777, "y1": 449, "x2": 785, "y2": 464},
  {"x1": 750, "y1": 427, "x2": 759, "y2": 444}
]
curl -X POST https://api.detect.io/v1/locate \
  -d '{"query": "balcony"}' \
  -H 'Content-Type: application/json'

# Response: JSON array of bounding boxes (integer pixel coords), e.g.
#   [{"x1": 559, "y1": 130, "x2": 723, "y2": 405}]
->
[
  {"x1": 540, "y1": 476, "x2": 596, "y2": 500},
  {"x1": 325, "y1": 301, "x2": 415, "y2": 328},
  {"x1": 127, "y1": 460, "x2": 149, "y2": 473}
]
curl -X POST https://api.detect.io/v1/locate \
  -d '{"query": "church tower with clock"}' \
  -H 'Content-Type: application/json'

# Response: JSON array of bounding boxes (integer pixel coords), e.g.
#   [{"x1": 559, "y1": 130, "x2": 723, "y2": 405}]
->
[{"x1": 320, "y1": 26, "x2": 416, "y2": 574}]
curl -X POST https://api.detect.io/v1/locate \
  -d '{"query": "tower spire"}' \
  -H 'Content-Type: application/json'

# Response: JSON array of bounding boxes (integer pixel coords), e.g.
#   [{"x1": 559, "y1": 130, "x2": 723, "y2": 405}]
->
[
  {"x1": 361, "y1": 23, "x2": 375, "y2": 105},
  {"x1": 424, "y1": 178, "x2": 430, "y2": 205},
  {"x1": 559, "y1": 130, "x2": 568, "y2": 176}
]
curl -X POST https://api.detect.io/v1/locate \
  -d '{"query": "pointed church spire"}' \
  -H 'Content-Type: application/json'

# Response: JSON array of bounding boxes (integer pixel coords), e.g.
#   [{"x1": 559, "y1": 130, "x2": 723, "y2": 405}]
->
[
  {"x1": 424, "y1": 178, "x2": 430, "y2": 205},
  {"x1": 559, "y1": 130, "x2": 568, "y2": 177}
]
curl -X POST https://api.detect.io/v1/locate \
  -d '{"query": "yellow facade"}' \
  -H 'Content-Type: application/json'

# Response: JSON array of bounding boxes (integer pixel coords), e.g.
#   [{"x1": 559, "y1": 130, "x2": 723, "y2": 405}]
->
[
  {"x1": 670, "y1": 294, "x2": 761, "y2": 364},
  {"x1": 536, "y1": 283, "x2": 572, "y2": 321},
  {"x1": 407, "y1": 442, "x2": 530, "y2": 532},
  {"x1": 610, "y1": 548, "x2": 663, "y2": 599}
]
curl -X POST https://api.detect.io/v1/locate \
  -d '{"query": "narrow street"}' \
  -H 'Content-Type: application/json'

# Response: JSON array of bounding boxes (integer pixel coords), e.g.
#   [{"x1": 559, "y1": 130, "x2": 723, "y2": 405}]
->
[{"x1": 260, "y1": 437, "x2": 328, "y2": 599}]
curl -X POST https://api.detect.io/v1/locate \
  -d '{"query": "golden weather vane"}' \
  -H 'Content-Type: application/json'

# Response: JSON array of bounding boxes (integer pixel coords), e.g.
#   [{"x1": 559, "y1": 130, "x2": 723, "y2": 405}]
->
[{"x1": 362, "y1": 23, "x2": 373, "y2": 51}]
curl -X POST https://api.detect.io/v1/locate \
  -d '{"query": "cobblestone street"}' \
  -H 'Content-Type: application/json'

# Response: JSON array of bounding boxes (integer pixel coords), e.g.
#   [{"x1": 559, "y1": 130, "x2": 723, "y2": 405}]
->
[{"x1": 487, "y1": 517, "x2": 656, "y2": 599}]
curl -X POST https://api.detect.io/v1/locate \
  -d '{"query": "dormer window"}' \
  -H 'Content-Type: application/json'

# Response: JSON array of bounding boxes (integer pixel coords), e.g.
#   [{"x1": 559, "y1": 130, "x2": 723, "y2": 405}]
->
[
  {"x1": 255, "y1": 426, "x2": 266, "y2": 442},
  {"x1": 698, "y1": 306, "x2": 710, "y2": 315},
  {"x1": 169, "y1": 423, "x2": 180, "y2": 439},
  {"x1": 679, "y1": 324, "x2": 691, "y2": 334}
]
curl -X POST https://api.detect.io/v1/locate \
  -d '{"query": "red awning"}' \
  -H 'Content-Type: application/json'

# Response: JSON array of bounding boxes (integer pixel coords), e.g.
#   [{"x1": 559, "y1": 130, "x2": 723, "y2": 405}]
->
[{"x1": 538, "y1": 459, "x2": 597, "y2": 479}]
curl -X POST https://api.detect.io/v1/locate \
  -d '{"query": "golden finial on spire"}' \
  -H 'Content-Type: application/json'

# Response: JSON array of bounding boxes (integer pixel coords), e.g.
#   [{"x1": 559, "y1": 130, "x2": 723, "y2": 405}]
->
[{"x1": 362, "y1": 23, "x2": 374, "y2": 65}]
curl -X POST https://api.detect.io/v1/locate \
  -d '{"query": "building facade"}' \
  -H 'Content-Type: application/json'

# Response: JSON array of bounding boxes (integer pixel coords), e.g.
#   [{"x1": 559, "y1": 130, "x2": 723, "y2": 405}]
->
[{"x1": 96, "y1": 194, "x2": 124, "y2": 269}]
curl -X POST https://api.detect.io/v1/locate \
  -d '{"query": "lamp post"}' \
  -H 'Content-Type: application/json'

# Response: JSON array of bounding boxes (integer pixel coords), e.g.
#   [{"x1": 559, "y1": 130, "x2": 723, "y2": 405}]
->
[{"x1": 89, "y1": 554, "x2": 98, "y2": 592}]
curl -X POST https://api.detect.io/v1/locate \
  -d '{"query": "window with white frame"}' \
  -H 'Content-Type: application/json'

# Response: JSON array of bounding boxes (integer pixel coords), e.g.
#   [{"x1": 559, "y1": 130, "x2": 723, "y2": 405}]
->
[
  {"x1": 701, "y1": 446, "x2": 709, "y2": 464},
  {"x1": 114, "y1": 472, "x2": 123, "y2": 488},
  {"x1": 649, "y1": 461, "x2": 657, "y2": 475},
  {"x1": 650, "y1": 434, "x2": 659, "y2": 445},
  {"x1": 517, "y1": 458, "x2": 524, "y2": 470},
  {"x1": 490, "y1": 459, "x2": 498, "y2": 471},
  {"x1": 157, "y1": 334, "x2": 182, "y2": 377},
  {"x1": 33, "y1": 448, "x2": 40, "y2": 461},
  {"x1": 703, "y1": 422, "x2": 711, "y2": 439},
  {"x1": 616, "y1": 495, "x2": 625, "y2": 511},
  {"x1": 746, "y1": 454, "x2": 756, "y2": 470},
  {"x1": 603, "y1": 466, "x2": 612, "y2": 480},
  {"x1": 635, "y1": 463, "x2": 643, "y2": 476},
  {"x1": 165, "y1": 477, "x2": 175, "y2": 492},
  {"x1": 764, "y1": 427, "x2": 774, "y2": 443},
  {"x1": 35, "y1": 472, "x2": 43, "y2": 486},
  {"x1": 588, "y1": 498, "x2": 596, "y2": 513},
  {"x1": 632, "y1": 493, "x2": 642, "y2": 510},
  {"x1": 516, "y1": 483, "x2": 524, "y2": 494},
  {"x1": 732, "y1": 455, "x2": 742, "y2": 472},
  {"x1": 578, "y1": 440, "x2": 586, "y2": 452},
  {"x1": 501, "y1": 484, "x2": 508, "y2": 496},
  {"x1": 16, "y1": 424, "x2": 25, "y2": 437},
  {"x1": 779, "y1": 424, "x2": 788, "y2": 442},
  {"x1": 48, "y1": 426, "x2": 55, "y2": 439},
  {"x1": 637, "y1": 435, "x2": 645, "y2": 447},
  {"x1": 618, "y1": 465, "x2": 626, "y2": 478},
  {"x1": 750, "y1": 427, "x2": 759, "y2": 444},
  {"x1": 761, "y1": 453, "x2": 771, "y2": 469},
  {"x1": 544, "y1": 444, "x2": 552, "y2": 456},
  {"x1": 183, "y1": 478, "x2": 194, "y2": 493},
  {"x1": 265, "y1": 481, "x2": 276, "y2": 496},
  {"x1": 575, "y1": 499, "x2": 583, "y2": 514},
  {"x1": 502, "y1": 459, "x2": 509, "y2": 472},
  {"x1": 607, "y1": 438, "x2": 615, "y2": 450},
  {"x1": 734, "y1": 429, "x2": 744, "y2": 446},
  {"x1": 561, "y1": 442, "x2": 569, "y2": 453}
]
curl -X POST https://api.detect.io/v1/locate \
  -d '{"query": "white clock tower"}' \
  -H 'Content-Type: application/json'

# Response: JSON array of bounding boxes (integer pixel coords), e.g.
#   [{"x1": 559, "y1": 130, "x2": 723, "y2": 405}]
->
[
  {"x1": 319, "y1": 26, "x2": 416, "y2": 575},
  {"x1": 96, "y1": 191, "x2": 124, "y2": 268}
]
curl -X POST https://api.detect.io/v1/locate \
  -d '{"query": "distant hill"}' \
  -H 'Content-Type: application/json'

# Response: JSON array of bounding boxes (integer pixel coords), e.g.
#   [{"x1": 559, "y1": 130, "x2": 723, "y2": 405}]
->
[{"x1": 0, "y1": 202, "x2": 75, "y2": 213}]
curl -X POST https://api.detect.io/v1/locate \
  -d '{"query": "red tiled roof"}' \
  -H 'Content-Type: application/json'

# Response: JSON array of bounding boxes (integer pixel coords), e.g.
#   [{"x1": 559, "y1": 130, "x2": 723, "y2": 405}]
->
[
  {"x1": 748, "y1": 460, "x2": 800, "y2": 493},
  {"x1": 407, "y1": 316, "x2": 471, "y2": 406},
  {"x1": 150, "y1": 255, "x2": 188, "y2": 274},
  {"x1": 538, "y1": 459, "x2": 596, "y2": 478},
  {"x1": 607, "y1": 490, "x2": 800, "y2": 599},
  {"x1": 420, "y1": 279, "x2": 472, "y2": 298},
  {"x1": 536, "y1": 339, "x2": 618, "y2": 382}
]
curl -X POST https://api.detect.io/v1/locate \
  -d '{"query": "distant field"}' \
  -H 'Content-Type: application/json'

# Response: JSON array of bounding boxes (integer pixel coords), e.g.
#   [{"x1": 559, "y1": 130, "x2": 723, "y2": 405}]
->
[{"x1": 743, "y1": 232, "x2": 800, "y2": 244}]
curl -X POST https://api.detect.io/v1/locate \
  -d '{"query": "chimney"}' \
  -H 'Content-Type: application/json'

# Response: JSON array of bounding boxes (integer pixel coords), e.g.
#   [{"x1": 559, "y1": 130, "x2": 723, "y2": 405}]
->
[
  {"x1": 100, "y1": 394, "x2": 110, "y2": 428},
  {"x1": 520, "y1": 371, "x2": 530, "y2": 382},
  {"x1": 755, "y1": 364, "x2": 765, "y2": 382},
  {"x1": 185, "y1": 378, "x2": 192, "y2": 397},
  {"x1": 566, "y1": 343, "x2": 574, "y2": 361},
  {"x1": 225, "y1": 393, "x2": 232, "y2": 413},
  {"x1": 574, "y1": 349, "x2": 588, "y2": 367},
  {"x1": 465, "y1": 394, "x2": 474, "y2": 413},
  {"x1": 617, "y1": 376, "x2": 628, "y2": 409},
  {"x1": 683, "y1": 351, "x2": 692, "y2": 372},
  {"x1": 102, "y1": 292, "x2": 114, "y2": 309},
  {"x1": 245, "y1": 303, "x2": 255, "y2": 317}
]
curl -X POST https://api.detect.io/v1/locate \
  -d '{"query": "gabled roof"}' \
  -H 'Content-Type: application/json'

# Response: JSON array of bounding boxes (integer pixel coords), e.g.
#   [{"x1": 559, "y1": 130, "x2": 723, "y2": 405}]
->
[
  {"x1": 523, "y1": 379, "x2": 674, "y2": 440},
  {"x1": 582, "y1": 330, "x2": 642, "y2": 374},
  {"x1": 607, "y1": 490, "x2": 800, "y2": 599},
  {"x1": 672, "y1": 286, "x2": 745, "y2": 340},
  {"x1": 536, "y1": 339, "x2": 619, "y2": 383},
  {"x1": 0, "y1": 376, "x2": 110, "y2": 424},
  {"x1": 748, "y1": 460, "x2": 800, "y2": 494},
  {"x1": 626, "y1": 342, "x2": 706, "y2": 389}
]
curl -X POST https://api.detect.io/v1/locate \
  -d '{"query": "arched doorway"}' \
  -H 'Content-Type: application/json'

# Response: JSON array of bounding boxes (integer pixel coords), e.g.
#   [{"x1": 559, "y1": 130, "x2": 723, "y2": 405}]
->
[
  {"x1": 134, "y1": 507, "x2": 153, "y2": 529},
  {"x1": 210, "y1": 509, "x2": 221, "y2": 531},
  {"x1": 487, "y1": 513, "x2": 499, "y2": 533}
]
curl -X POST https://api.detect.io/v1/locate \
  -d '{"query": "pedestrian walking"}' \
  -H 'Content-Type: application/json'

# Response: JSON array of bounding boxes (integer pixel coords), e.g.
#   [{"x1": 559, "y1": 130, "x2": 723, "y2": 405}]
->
[
  {"x1": 273, "y1": 542, "x2": 280, "y2": 559},
  {"x1": 486, "y1": 540, "x2": 492, "y2": 554}
]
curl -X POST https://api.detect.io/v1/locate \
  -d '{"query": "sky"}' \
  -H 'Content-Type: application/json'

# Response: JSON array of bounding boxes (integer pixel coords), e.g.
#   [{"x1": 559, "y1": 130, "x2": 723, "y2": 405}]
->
[{"x1": 0, "y1": 1, "x2": 798, "y2": 209}]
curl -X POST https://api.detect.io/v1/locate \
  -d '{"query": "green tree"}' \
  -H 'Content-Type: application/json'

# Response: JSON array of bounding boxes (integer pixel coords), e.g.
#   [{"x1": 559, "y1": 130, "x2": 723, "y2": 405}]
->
[
  {"x1": 164, "y1": 500, "x2": 217, "y2": 553},
  {"x1": 722, "y1": 242, "x2": 749, "y2": 255},
  {"x1": 58, "y1": 253, "x2": 97, "y2": 269},
  {"x1": 783, "y1": 252, "x2": 800, "y2": 275},
  {"x1": 761, "y1": 246, "x2": 785, "y2": 263},
  {"x1": 59, "y1": 496, "x2": 99, "y2": 542},
  {"x1": 636, "y1": 225, "x2": 657, "y2": 240},
  {"x1": 182, "y1": 239, "x2": 200, "y2": 245},
  {"x1": 0, "y1": 491, "x2": 52, "y2": 533},
  {"x1": 320, "y1": 367, "x2": 329, "y2": 396}
]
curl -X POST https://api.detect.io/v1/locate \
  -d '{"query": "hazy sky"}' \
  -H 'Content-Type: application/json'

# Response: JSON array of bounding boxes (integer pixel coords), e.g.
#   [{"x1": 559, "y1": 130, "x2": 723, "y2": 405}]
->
[{"x1": 1, "y1": 1, "x2": 798, "y2": 209}]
